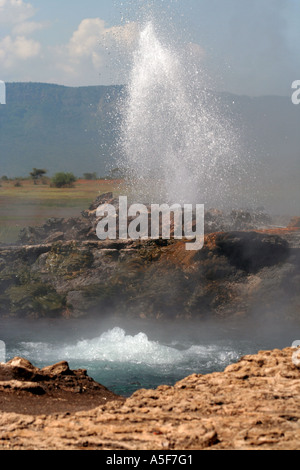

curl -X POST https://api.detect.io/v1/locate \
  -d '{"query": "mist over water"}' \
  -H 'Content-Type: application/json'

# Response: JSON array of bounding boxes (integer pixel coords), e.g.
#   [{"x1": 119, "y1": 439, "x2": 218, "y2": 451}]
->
[
  {"x1": 119, "y1": 20, "x2": 255, "y2": 208},
  {"x1": 4, "y1": 325, "x2": 254, "y2": 396},
  {"x1": 10, "y1": 327, "x2": 244, "y2": 365},
  {"x1": 2, "y1": 317, "x2": 297, "y2": 396}
]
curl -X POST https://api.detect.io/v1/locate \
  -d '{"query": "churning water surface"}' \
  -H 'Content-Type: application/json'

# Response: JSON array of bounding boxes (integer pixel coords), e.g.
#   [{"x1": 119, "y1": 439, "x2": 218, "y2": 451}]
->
[{"x1": 2, "y1": 319, "x2": 296, "y2": 397}]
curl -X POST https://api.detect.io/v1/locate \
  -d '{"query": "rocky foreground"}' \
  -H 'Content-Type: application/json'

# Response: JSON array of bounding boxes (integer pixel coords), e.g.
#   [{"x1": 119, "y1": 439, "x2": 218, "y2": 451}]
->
[
  {"x1": 0, "y1": 357, "x2": 123, "y2": 416},
  {"x1": 0, "y1": 348, "x2": 300, "y2": 450}
]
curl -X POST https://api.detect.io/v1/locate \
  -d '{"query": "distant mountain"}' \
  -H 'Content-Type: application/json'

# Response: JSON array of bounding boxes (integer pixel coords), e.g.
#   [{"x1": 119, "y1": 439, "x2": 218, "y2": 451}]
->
[
  {"x1": 219, "y1": 92, "x2": 300, "y2": 215},
  {"x1": 0, "y1": 82, "x2": 122, "y2": 178},
  {"x1": 0, "y1": 83, "x2": 299, "y2": 214}
]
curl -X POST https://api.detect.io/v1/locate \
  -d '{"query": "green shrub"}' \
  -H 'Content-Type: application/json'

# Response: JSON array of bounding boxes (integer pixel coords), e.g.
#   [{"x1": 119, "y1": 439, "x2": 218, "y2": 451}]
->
[{"x1": 51, "y1": 172, "x2": 77, "y2": 188}]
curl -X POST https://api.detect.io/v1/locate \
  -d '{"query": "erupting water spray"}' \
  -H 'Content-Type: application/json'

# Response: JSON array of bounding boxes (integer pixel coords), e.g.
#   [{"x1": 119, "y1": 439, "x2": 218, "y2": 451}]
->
[{"x1": 118, "y1": 21, "x2": 250, "y2": 208}]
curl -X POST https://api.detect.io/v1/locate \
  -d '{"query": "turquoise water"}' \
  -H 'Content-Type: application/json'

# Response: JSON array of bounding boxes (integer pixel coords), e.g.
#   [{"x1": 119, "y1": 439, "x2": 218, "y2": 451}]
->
[
  {"x1": 7, "y1": 327, "x2": 251, "y2": 396},
  {"x1": 2, "y1": 319, "x2": 295, "y2": 397}
]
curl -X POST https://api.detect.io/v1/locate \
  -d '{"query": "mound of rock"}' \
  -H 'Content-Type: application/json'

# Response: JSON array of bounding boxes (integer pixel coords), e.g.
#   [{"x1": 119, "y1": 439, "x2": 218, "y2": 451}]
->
[
  {"x1": 16, "y1": 193, "x2": 273, "y2": 246},
  {"x1": 0, "y1": 228, "x2": 298, "y2": 319},
  {"x1": 0, "y1": 192, "x2": 298, "y2": 319},
  {"x1": 0, "y1": 348, "x2": 300, "y2": 450},
  {"x1": 288, "y1": 217, "x2": 300, "y2": 229},
  {"x1": 0, "y1": 357, "x2": 123, "y2": 415}
]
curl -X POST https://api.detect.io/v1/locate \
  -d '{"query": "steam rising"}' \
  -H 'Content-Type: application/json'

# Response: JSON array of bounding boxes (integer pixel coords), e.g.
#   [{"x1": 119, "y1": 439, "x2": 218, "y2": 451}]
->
[
  {"x1": 119, "y1": 21, "x2": 252, "y2": 207},
  {"x1": 12, "y1": 327, "x2": 241, "y2": 366}
]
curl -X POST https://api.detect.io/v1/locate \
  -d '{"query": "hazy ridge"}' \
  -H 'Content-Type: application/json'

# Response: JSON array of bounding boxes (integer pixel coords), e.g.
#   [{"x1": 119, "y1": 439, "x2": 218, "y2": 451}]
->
[{"x1": 0, "y1": 82, "x2": 299, "y2": 213}]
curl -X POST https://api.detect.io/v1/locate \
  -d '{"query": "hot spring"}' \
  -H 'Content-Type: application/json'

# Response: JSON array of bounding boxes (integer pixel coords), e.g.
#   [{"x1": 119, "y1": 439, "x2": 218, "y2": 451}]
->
[
  {"x1": 3, "y1": 319, "x2": 296, "y2": 397},
  {"x1": 0, "y1": 14, "x2": 275, "y2": 399}
]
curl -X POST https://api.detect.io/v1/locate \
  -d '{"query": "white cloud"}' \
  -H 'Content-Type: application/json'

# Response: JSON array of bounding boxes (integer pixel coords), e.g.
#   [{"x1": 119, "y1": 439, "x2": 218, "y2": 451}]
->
[
  {"x1": 0, "y1": 0, "x2": 36, "y2": 25},
  {"x1": 0, "y1": 7, "x2": 203, "y2": 87},
  {"x1": 0, "y1": 10, "x2": 139, "y2": 84},
  {"x1": 0, "y1": 0, "x2": 45, "y2": 72},
  {"x1": 66, "y1": 18, "x2": 138, "y2": 59},
  {"x1": 67, "y1": 18, "x2": 106, "y2": 59},
  {"x1": 0, "y1": 35, "x2": 41, "y2": 67},
  {"x1": 12, "y1": 20, "x2": 46, "y2": 36},
  {"x1": 51, "y1": 19, "x2": 139, "y2": 85},
  {"x1": 105, "y1": 22, "x2": 140, "y2": 49}
]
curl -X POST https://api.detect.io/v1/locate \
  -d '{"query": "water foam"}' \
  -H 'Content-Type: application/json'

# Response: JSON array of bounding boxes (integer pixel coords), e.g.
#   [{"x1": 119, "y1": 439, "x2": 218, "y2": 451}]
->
[{"x1": 11, "y1": 327, "x2": 241, "y2": 368}]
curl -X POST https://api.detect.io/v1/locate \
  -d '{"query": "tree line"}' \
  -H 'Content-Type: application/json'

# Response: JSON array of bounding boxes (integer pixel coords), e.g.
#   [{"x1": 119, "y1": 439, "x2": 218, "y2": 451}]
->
[{"x1": 1, "y1": 168, "x2": 123, "y2": 187}]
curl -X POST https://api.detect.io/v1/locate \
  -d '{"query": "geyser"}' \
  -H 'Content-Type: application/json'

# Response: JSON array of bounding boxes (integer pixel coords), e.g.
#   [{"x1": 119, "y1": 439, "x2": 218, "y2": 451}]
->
[{"x1": 119, "y1": 21, "x2": 250, "y2": 208}]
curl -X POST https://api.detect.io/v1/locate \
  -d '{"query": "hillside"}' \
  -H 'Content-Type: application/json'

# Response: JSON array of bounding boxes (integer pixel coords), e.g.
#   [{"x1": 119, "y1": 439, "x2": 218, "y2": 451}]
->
[
  {"x1": 0, "y1": 83, "x2": 122, "y2": 178},
  {"x1": 0, "y1": 83, "x2": 299, "y2": 214}
]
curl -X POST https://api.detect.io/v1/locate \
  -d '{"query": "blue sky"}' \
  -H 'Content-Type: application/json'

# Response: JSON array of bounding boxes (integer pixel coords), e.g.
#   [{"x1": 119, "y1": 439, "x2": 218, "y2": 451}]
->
[{"x1": 0, "y1": 0, "x2": 300, "y2": 96}]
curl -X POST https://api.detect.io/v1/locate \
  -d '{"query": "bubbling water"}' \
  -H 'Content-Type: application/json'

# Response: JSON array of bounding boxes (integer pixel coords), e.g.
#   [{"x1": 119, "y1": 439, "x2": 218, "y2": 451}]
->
[
  {"x1": 119, "y1": 21, "x2": 248, "y2": 207},
  {"x1": 10, "y1": 327, "x2": 242, "y2": 368},
  {"x1": 8, "y1": 326, "x2": 247, "y2": 396}
]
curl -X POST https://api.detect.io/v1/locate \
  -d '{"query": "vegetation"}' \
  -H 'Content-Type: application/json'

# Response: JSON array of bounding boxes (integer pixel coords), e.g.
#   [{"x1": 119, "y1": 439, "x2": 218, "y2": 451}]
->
[
  {"x1": 51, "y1": 172, "x2": 77, "y2": 188},
  {"x1": 7, "y1": 283, "x2": 66, "y2": 316},
  {"x1": 30, "y1": 168, "x2": 47, "y2": 184},
  {"x1": 0, "y1": 268, "x2": 66, "y2": 317},
  {"x1": 0, "y1": 82, "x2": 121, "y2": 178},
  {"x1": 83, "y1": 172, "x2": 98, "y2": 180},
  {"x1": 46, "y1": 242, "x2": 94, "y2": 278},
  {"x1": 0, "y1": 178, "x2": 123, "y2": 244}
]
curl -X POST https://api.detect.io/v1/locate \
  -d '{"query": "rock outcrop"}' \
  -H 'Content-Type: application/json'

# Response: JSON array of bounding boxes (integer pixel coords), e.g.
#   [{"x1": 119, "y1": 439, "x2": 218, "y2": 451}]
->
[
  {"x1": 16, "y1": 193, "x2": 272, "y2": 246},
  {"x1": 288, "y1": 217, "x2": 300, "y2": 229},
  {"x1": 0, "y1": 357, "x2": 123, "y2": 416},
  {"x1": 0, "y1": 348, "x2": 300, "y2": 450},
  {"x1": 0, "y1": 193, "x2": 299, "y2": 320}
]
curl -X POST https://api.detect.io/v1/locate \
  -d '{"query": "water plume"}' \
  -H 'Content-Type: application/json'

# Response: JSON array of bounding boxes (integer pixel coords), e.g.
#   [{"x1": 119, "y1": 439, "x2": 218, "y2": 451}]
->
[{"x1": 118, "y1": 21, "x2": 251, "y2": 208}]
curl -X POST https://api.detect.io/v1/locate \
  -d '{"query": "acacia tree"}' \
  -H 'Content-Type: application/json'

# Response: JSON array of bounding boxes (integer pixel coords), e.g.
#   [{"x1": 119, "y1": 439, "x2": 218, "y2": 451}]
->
[{"x1": 30, "y1": 168, "x2": 47, "y2": 184}]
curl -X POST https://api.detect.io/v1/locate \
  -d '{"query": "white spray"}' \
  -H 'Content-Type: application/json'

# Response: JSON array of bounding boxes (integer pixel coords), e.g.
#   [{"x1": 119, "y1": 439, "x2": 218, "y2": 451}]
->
[{"x1": 119, "y1": 21, "x2": 248, "y2": 208}]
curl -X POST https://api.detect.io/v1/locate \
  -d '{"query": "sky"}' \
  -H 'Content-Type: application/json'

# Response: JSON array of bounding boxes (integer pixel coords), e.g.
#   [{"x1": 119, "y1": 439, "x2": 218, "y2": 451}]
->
[{"x1": 0, "y1": 0, "x2": 300, "y2": 96}]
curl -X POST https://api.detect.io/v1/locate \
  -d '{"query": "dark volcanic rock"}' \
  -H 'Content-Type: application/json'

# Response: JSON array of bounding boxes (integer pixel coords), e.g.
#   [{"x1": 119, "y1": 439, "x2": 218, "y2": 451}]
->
[
  {"x1": 213, "y1": 232, "x2": 289, "y2": 273},
  {"x1": 87, "y1": 192, "x2": 116, "y2": 211},
  {"x1": 0, "y1": 193, "x2": 299, "y2": 320},
  {"x1": 18, "y1": 217, "x2": 97, "y2": 245},
  {"x1": 17, "y1": 193, "x2": 273, "y2": 246},
  {"x1": 204, "y1": 208, "x2": 272, "y2": 234},
  {"x1": 17, "y1": 193, "x2": 120, "y2": 246}
]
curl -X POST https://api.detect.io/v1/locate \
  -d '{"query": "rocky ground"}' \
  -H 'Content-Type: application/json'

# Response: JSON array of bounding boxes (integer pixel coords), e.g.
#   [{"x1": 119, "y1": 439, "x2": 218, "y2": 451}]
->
[
  {"x1": 0, "y1": 357, "x2": 123, "y2": 416},
  {"x1": 0, "y1": 347, "x2": 299, "y2": 450},
  {"x1": 0, "y1": 193, "x2": 299, "y2": 320}
]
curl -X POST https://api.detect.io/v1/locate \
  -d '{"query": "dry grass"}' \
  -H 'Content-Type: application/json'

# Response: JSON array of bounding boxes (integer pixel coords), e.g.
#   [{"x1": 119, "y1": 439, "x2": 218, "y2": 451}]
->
[{"x1": 0, "y1": 179, "x2": 123, "y2": 243}]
